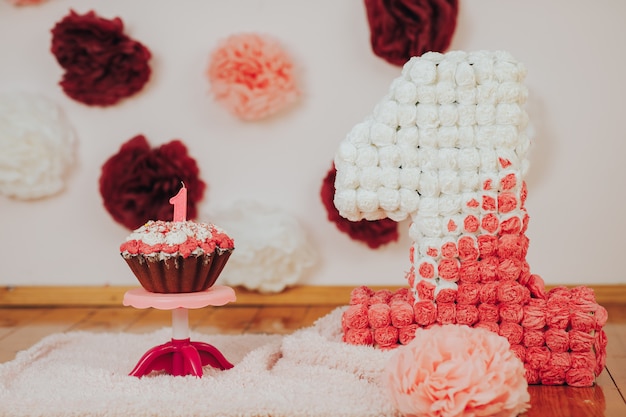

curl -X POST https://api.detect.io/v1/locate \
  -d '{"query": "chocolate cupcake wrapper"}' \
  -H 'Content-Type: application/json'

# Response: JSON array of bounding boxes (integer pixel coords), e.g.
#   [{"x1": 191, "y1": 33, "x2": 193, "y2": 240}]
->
[{"x1": 124, "y1": 250, "x2": 232, "y2": 293}]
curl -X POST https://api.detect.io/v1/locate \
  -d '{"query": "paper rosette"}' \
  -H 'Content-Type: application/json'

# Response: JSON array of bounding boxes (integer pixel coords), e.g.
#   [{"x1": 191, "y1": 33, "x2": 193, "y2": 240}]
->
[
  {"x1": 50, "y1": 10, "x2": 152, "y2": 106},
  {"x1": 0, "y1": 91, "x2": 76, "y2": 200},
  {"x1": 364, "y1": 0, "x2": 459, "y2": 66},
  {"x1": 99, "y1": 135, "x2": 206, "y2": 230},
  {"x1": 208, "y1": 200, "x2": 316, "y2": 293},
  {"x1": 206, "y1": 33, "x2": 300, "y2": 121}
]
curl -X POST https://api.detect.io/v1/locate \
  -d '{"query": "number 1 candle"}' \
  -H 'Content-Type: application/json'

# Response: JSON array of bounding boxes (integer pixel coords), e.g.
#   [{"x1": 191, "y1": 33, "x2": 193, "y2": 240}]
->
[{"x1": 169, "y1": 183, "x2": 187, "y2": 222}]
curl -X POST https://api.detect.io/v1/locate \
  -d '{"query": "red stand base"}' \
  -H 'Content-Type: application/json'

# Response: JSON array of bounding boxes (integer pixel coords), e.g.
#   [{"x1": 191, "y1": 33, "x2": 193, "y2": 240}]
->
[
  {"x1": 129, "y1": 337, "x2": 234, "y2": 377},
  {"x1": 123, "y1": 286, "x2": 237, "y2": 378}
]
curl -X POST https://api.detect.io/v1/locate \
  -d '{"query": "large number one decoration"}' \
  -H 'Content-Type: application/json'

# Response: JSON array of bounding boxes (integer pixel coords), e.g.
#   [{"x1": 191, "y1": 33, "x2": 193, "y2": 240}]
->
[{"x1": 333, "y1": 50, "x2": 607, "y2": 386}]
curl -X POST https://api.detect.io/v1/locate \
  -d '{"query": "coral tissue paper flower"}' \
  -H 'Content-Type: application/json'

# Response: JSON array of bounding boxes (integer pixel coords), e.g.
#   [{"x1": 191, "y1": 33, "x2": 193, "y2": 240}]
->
[
  {"x1": 385, "y1": 325, "x2": 530, "y2": 417},
  {"x1": 364, "y1": 0, "x2": 459, "y2": 66},
  {"x1": 207, "y1": 33, "x2": 300, "y2": 121},
  {"x1": 0, "y1": 91, "x2": 75, "y2": 200},
  {"x1": 50, "y1": 10, "x2": 152, "y2": 106},
  {"x1": 321, "y1": 163, "x2": 399, "y2": 248},
  {"x1": 99, "y1": 135, "x2": 206, "y2": 230},
  {"x1": 209, "y1": 200, "x2": 317, "y2": 293}
]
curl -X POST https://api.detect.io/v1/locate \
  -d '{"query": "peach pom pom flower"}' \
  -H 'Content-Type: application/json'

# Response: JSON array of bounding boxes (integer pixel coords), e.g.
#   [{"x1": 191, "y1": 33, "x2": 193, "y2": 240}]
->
[
  {"x1": 384, "y1": 325, "x2": 530, "y2": 417},
  {"x1": 206, "y1": 33, "x2": 300, "y2": 121}
]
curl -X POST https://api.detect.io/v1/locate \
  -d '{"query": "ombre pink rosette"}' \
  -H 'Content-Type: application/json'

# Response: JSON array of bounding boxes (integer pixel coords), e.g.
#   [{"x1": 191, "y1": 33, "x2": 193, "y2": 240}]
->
[
  {"x1": 342, "y1": 282, "x2": 608, "y2": 387},
  {"x1": 455, "y1": 304, "x2": 478, "y2": 326},
  {"x1": 436, "y1": 302, "x2": 456, "y2": 324},
  {"x1": 456, "y1": 282, "x2": 480, "y2": 304},
  {"x1": 343, "y1": 328, "x2": 373, "y2": 346},
  {"x1": 398, "y1": 324, "x2": 418, "y2": 345},
  {"x1": 434, "y1": 288, "x2": 456, "y2": 303},
  {"x1": 371, "y1": 289, "x2": 394, "y2": 305},
  {"x1": 499, "y1": 322, "x2": 524, "y2": 345},
  {"x1": 367, "y1": 303, "x2": 391, "y2": 328},
  {"x1": 545, "y1": 328, "x2": 570, "y2": 352},
  {"x1": 390, "y1": 301, "x2": 414, "y2": 327},
  {"x1": 374, "y1": 326, "x2": 399, "y2": 349},
  {"x1": 207, "y1": 33, "x2": 299, "y2": 121},
  {"x1": 349, "y1": 285, "x2": 374, "y2": 305},
  {"x1": 416, "y1": 279, "x2": 436, "y2": 301},
  {"x1": 523, "y1": 329, "x2": 545, "y2": 348},
  {"x1": 499, "y1": 303, "x2": 524, "y2": 323},
  {"x1": 341, "y1": 304, "x2": 369, "y2": 330},
  {"x1": 478, "y1": 303, "x2": 499, "y2": 323}
]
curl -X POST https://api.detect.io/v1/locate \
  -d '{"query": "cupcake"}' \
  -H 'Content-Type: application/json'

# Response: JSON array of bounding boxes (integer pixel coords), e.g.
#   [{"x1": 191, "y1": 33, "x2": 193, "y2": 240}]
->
[{"x1": 120, "y1": 220, "x2": 234, "y2": 293}]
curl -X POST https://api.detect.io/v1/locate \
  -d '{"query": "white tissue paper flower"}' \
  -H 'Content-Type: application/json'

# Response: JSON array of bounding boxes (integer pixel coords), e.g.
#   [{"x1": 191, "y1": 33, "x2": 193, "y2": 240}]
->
[
  {"x1": 0, "y1": 92, "x2": 76, "y2": 199},
  {"x1": 208, "y1": 201, "x2": 317, "y2": 293}
]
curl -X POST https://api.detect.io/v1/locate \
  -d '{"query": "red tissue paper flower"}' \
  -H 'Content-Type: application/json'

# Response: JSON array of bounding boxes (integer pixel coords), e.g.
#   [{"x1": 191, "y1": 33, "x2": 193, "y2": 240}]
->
[
  {"x1": 321, "y1": 164, "x2": 399, "y2": 249},
  {"x1": 364, "y1": 0, "x2": 459, "y2": 66},
  {"x1": 99, "y1": 135, "x2": 206, "y2": 230},
  {"x1": 50, "y1": 10, "x2": 152, "y2": 106},
  {"x1": 206, "y1": 32, "x2": 300, "y2": 121}
]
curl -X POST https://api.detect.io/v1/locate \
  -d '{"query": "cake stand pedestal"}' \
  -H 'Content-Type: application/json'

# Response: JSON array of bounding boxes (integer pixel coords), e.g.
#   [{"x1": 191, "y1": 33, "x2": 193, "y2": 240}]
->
[{"x1": 123, "y1": 285, "x2": 236, "y2": 378}]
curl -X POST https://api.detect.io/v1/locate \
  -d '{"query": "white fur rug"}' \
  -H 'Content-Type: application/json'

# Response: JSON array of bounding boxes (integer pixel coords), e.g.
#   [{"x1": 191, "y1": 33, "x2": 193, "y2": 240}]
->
[{"x1": 0, "y1": 307, "x2": 398, "y2": 417}]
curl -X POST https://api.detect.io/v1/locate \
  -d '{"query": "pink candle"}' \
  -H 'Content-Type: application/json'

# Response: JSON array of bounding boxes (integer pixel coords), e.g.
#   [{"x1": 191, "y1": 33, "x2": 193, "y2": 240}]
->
[{"x1": 169, "y1": 183, "x2": 187, "y2": 222}]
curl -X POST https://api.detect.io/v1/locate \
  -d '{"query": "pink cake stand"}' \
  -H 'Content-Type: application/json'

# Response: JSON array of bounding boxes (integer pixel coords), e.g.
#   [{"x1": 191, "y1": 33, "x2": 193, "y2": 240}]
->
[{"x1": 123, "y1": 285, "x2": 236, "y2": 378}]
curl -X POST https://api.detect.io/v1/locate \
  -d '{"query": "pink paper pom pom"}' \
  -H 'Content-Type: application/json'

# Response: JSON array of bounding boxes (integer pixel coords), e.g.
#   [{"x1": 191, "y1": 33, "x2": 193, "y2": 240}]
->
[
  {"x1": 398, "y1": 324, "x2": 418, "y2": 345},
  {"x1": 413, "y1": 300, "x2": 437, "y2": 326},
  {"x1": 523, "y1": 329, "x2": 545, "y2": 348},
  {"x1": 368, "y1": 303, "x2": 391, "y2": 328},
  {"x1": 390, "y1": 301, "x2": 414, "y2": 327},
  {"x1": 206, "y1": 32, "x2": 300, "y2": 121},
  {"x1": 341, "y1": 304, "x2": 369, "y2": 330},
  {"x1": 499, "y1": 303, "x2": 524, "y2": 323},
  {"x1": 374, "y1": 326, "x2": 399, "y2": 348},
  {"x1": 436, "y1": 302, "x2": 456, "y2": 324},
  {"x1": 499, "y1": 321, "x2": 523, "y2": 345},
  {"x1": 526, "y1": 346, "x2": 550, "y2": 370},
  {"x1": 545, "y1": 328, "x2": 570, "y2": 352},
  {"x1": 521, "y1": 299, "x2": 547, "y2": 330},
  {"x1": 343, "y1": 328, "x2": 373, "y2": 346},
  {"x1": 570, "y1": 308, "x2": 596, "y2": 332},
  {"x1": 455, "y1": 304, "x2": 479, "y2": 326},
  {"x1": 371, "y1": 289, "x2": 393, "y2": 304},
  {"x1": 565, "y1": 368, "x2": 596, "y2": 387},
  {"x1": 350, "y1": 285, "x2": 374, "y2": 305},
  {"x1": 456, "y1": 283, "x2": 480, "y2": 304},
  {"x1": 384, "y1": 325, "x2": 529, "y2": 417},
  {"x1": 569, "y1": 330, "x2": 594, "y2": 352}
]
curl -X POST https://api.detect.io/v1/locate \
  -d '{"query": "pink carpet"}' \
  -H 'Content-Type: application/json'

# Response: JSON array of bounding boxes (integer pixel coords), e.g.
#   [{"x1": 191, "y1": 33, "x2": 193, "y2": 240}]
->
[{"x1": 0, "y1": 307, "x2": 398, "y2": 417}]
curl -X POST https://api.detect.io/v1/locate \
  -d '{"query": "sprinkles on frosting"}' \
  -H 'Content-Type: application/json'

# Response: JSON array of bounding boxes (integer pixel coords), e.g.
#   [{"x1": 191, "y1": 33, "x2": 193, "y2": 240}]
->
[{"x1": 120, "y1": 220, "x2": 234, "y2": 259}]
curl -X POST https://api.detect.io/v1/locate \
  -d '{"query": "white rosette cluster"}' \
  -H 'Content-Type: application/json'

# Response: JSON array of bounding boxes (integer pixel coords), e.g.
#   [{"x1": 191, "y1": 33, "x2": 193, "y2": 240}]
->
[
  {"x1": 0, "y1": 92, "x2": 76, "y2": 200},
  {"x1": 209, "y1": 200, "x2": 317, "y2": 293},
  {"x1": 334, "y1": 50, "x2": 531, "y2": 299}
]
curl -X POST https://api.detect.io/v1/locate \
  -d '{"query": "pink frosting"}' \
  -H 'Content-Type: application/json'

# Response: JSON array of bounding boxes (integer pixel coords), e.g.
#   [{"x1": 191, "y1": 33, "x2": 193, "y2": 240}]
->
[{"x1": 120, "y1": 220, "x2": 234, "y2": 258}]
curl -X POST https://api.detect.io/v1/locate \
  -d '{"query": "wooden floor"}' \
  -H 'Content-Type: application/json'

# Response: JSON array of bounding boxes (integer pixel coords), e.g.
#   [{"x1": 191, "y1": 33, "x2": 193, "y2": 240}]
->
[{"x1": 1, "y1": 302, "x2": 625, "y2": 417}]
